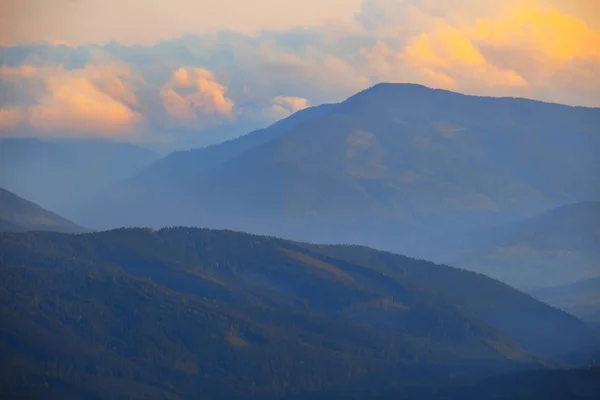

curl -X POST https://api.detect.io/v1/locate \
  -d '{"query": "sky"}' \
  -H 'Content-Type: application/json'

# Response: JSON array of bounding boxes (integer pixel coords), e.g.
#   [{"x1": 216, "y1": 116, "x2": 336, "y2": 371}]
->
[{"x1": 1, "y1": 0, "x2": 599, "y2": 150}]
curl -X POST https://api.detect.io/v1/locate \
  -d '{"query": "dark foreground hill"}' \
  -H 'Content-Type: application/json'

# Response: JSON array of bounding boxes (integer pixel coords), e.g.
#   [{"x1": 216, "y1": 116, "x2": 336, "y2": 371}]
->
[
  {"x1": 285, "y1": 367, "x2": 600, "y2": 400},
  {"x1": 0, "y1": 188, "x2": 85, "y2": 233},
  {"x1": 1, "y1": 228, "x2": 596, "y2": 399}
]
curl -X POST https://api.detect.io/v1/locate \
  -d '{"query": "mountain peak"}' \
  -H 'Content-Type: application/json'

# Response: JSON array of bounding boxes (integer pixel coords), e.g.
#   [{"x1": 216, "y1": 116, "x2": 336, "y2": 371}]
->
[
  {"x1": 347, "y1": 82, "x2": 443, "y2": 101},
  {"x1": 370, "y1": 82, "x2": 437, "y2": 91},
  {"x1": 352, "y1": 82, "x2": 596, "y2": 109}
]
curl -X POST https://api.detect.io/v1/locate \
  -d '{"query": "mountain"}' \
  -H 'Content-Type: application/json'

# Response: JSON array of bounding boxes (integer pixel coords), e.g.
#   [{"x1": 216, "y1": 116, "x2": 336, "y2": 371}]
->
[
  {"x1": 532, "y1": 277, "x2": 600, "y2": 324},
  {"x1": 131, "y1": 103, "x2": 336, "y2": 191},
  {"x1": 0, "y1": 188, "x2": 85, "y2": 233},
  {"x1": 1, "y1": 227, "x2": 596, "y2": 398},
  {"x1": 0, "y1": 138, "x2": 160, "y2": 217},
  {"x1": 444, "y1": 367, "x2": 600, "y2": 400},
  {"x1": 291, "y1": 367, "x2": 600, "y2": 399},
  {"x1": 74, "y1": 84, "x2": 600, "y2": 253},
  {"x1": 452, "y1": 201, "x2": 600, "y2": 290},
  {"x1": 72, "y1": 103, "x2": 338, "y2": 227}
]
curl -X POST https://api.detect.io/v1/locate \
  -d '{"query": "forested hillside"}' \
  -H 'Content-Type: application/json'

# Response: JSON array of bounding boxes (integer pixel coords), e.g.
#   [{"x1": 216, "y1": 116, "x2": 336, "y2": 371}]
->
[{"x1": 1, "y1": 228, "x2": 596, "y2": 398}]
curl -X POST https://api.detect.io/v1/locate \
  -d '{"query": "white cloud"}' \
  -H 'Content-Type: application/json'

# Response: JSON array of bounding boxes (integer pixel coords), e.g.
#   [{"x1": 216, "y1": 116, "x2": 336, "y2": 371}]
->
[{"x1": 271, "y1": 96, "x2": 310, "y2": 118}]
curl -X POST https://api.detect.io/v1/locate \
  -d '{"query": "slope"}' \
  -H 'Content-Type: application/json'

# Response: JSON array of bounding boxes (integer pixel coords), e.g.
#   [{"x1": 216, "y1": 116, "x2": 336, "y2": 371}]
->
[
  {"x1": 131, "y1": 103, "x2": 336, "y2": 190},
  {"x1": 2, "y1": 228, "x2": 596, "y2": 398},
  {"x1": 1, "y1": 228, "x2": 535, "y2": 398},
  {"x1": 0, "y1": 188, "x2": 85, "y2": 233},
  {"x1": 308, "y1": 243, "x2": 596, "y2": 358}
]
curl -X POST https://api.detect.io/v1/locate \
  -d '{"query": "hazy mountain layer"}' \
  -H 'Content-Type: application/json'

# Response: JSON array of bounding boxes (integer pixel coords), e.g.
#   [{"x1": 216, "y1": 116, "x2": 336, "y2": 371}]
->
[
  {"x1": 0, "y1": 188, "x2": 85, "y2": 233},
  {"x1": 0, "y1": 138, "x2": 159, "y2": 216},
  {"x1": 75, "y1": 84, "x2": 600, "y2": 257},
  {"x1": 452, "y1": 201, "x2": 600, "y2": 290},
  {"x1": 532, "y1": 277, "x2": 600, "y2": 324}
]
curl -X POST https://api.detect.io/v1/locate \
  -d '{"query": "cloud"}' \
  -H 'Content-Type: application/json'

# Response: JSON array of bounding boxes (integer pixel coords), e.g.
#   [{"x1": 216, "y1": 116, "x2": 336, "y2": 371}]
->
[
  {"x1": 0, "y1": 0, "x2": 364, "y2": 46},
  {"x1": 0, "y1": 107, "x2": 22, "y2": 130},
  {"x1": 160, "y1": 67, "x2": 234, "y2": 124},
  {"x1": 1, "y1": 0, "x2": 599, "y2": 149},
  {"x1": 469, "y1": 3, "x2": 600, "y2": 67},
  {"x1": 271, "y1": 96, "x2": 310, "y2": 118},
  {"x1": 468, "y1": 2, "x2": 600, "y2": 103},
  {"x1": 488, "y1": 7, "x2": 598, "y2": 57},
  {"x1": 0, "y1": 62, "x2": 141, "y2": 137},
  {"x1": 358, "y1": 0, "x2": 600, "y2": 102},
  {"x1": 400, "y1": 23, "x2": 528, "y2": 89},
  {"x1": 28, "y1": 75, "x2": 140, "y2": 135}
]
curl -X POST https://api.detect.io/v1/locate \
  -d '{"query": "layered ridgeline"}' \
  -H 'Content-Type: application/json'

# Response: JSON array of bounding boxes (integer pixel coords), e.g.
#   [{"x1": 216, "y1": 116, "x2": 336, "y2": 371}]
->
[
  {"x1": 455, "y1": 201, "x2": 600, "y2": 290},
  {"x1": 412, "y1": 201, "x2": 600, "y2": 291},
  {"x1": 0, "y1": 138, "x2": 159, "y2": 215},
  {"x1": 1, "y1": 228, "x2": 597, "y2": 399},
  {"x1": 74, "y1": 84, "x2": 600, "y2": 252},
  {"x1": 532, "y1": 277, "x2": 600, "y2": 325},
  {"x1": 0, "y1": 188, "x2": 85, "y2": 233}
]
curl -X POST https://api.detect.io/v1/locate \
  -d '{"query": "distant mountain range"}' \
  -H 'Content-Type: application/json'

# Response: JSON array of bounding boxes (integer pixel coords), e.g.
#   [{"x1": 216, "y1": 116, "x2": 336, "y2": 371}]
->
[
  {"x1": 0, "y1": 188, "x2": 85, "y2": 233},
  {"x1": 0, "y1": 138, "x2": 159, "y2": 215},
  {"x1": 450, "y1": 201, "x2": 600, "y2": 290},
  {"x1": 73, "y1": 84, "x2": 600, "y2": 254},
  {"x1": 1, "y1": 227, "x2": 597, "y2": 398},
  {"x1": 532, "y1": 277, "x2": 600, "y2": 325}
]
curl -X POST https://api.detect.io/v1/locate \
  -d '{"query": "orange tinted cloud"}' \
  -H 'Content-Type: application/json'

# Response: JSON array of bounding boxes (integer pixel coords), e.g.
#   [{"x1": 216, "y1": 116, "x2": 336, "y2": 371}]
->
[
  {"x1": 360, "y1": 0, "x2": 599, "y2": 103},
  {"x1": 400, "y1": 23, "x2": 528, "y2": 89},
  {"x1": 28, "y1": 75, "x2": 140, "y2": 135},
  {"x1": 160, "y1": 67, "x2": 234, "y2": 122},
  {"x1": 50, "y1": 40, "x2": 75, "y2": 47},
  {"x1": 0, "y1": 0, "x2": 364, "y2": 46},
  {"x1": 0, "y1": 63, "x2": 141, "y2": 136},
  {"x1": 0, "y1": 108, "x2": 22, "y2": 130},
  {"x1": 468, "y1": 2, "x2": 600, "y2": 103},
  {"x1": 471, "y1": 4, "x2": 600, "y2": 63},
  {"x1": 271, "y1": 96, "x2": 310, "y2": 117}
]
